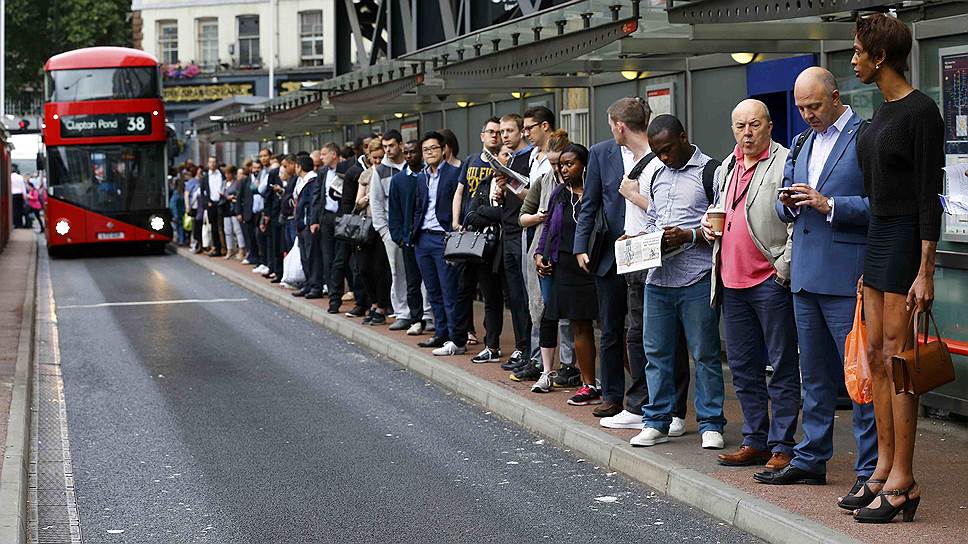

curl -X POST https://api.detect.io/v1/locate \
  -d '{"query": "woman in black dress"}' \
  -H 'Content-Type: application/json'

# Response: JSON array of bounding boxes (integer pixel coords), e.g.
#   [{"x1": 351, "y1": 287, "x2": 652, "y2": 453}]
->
[
  {"x1": 532, "y1": 144, "x2": 599, "y2": 399},
  {"x1": 846, "y1": 13, "x2": 943, "y2": 523}
]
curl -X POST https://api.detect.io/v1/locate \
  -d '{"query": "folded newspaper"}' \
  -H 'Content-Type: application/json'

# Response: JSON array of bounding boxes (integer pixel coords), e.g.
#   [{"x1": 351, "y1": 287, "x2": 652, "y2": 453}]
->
[
  {"x1": 940, "y1": 163, "x2": 968, "y2": 215},
  {"x1": 614, "y1": 232, "x2": 686, "y2": 275},
  {"x1": 482, "y1": 148, "x2": 530, "y2": 196}
]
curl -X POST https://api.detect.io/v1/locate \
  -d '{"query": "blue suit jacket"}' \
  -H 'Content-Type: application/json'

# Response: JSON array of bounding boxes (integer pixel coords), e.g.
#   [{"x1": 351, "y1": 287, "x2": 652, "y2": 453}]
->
[
  {"x1": 388, "y1": 167, "x2": 419, "y2": 247},
  {"x1": 776, "y1": 112, "x2": 869, "y2": 297},
  {"x1": 574, "y1": 139, "x2": 625, "y2": 276},
  {"x1": 412, "y1": 162, "x2": 461, "y2": 242}
]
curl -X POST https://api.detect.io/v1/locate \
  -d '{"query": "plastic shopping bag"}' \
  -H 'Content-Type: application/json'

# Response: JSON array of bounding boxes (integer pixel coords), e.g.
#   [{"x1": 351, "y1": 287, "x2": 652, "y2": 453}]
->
[
  {"x1": 183, "y1": 213, "x2": 194, "y2": 232},
  {"x1": 844, "y1": 293, "x2": 873, "y2": 404},
  {"x1": 282, "y1": 239, "x2": 305, "y2": 285}
]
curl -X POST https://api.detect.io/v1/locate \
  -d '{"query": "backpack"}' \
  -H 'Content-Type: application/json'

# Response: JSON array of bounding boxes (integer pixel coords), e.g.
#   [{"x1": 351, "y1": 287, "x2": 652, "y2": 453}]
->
[{"x1": 649, "y1": 158, "x2": 721, "y2": 207}]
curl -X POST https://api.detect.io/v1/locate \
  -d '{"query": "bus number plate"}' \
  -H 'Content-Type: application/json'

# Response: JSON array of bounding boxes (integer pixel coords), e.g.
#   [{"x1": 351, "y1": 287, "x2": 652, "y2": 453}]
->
[
  {"x1": 96, "y1": 232, "x2": 125, "y2": 240},
  {"x1": 60, "y1": 113, "x2": 152, "y2": 138}
]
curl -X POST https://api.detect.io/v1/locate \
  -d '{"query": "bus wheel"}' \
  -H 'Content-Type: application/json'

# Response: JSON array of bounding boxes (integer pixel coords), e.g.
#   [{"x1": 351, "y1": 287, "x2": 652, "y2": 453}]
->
[
  {"x1": 149, "y1": 242, "x2": 169, "y2": 255},
  {"x1": 47, "y1": 246, "x2": 62, "y2": 258}
]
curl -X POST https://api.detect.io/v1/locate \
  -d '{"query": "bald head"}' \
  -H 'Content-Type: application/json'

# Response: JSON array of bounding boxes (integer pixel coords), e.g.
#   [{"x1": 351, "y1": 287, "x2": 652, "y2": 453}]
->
[
  {"x1": 793, "y1": 66, "x2": 846, "y2": 133},
  {"x1": 731, "y1": 99, "x2": 773, "y2": 159}
]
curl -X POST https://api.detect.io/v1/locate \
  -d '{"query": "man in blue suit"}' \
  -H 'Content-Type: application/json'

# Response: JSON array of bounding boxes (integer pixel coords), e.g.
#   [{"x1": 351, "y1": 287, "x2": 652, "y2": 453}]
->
[
  {"x1": 574, "y1": 103, "x2": 638, "y2": 417},
  {"x1": 756, "y1": 67, "x2": 877, "y2": 490},
  {"x1": 412, "y1": 131, "x2": 467, "y2": 355}
]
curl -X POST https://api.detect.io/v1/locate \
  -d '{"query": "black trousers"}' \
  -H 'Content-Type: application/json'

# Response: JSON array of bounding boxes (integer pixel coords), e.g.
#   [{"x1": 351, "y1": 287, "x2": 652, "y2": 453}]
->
[
  {"x1": 242, "y1": 217, "x2": 258, "y2": 262},
  {"x1": 298, "y1": 229, "x2": 324, "y2": 291},
  {"x1": 329, "y1": 239, "x2": 367, "y2": 307},
  {"x1": 12, "y1": 195, "x2": 24, "y2": 228},
  {"x1": 206, "y1": 204, "x2": 222, "y2": 253},
  {"x1": 268, "y1": 220, "x2": 284, "y2": 275},
  {"x1": 474, "y1": 262, "x2": 503, "y2": 350},
  {"x1": 595, "y1": 268, "x2": 627, "y2": 404},
  {"x1": 625, "y1": 271, "x2": 690, "y2": 418},
  {"x1": 358, "y1": 239, "x2": 392, "y2": 308},
  {"x1": 319, "y1": 212, "x2": 337, "y2": 291},
  {"x1": 501, "y1": 233, "x2": 532, "y2": 353},
  {"x1": 191, "y1": 209, "x2": 203, "y2": 247},
  {"x1": 401, "y1": 245, "x2": 425, "y2": 322},
  {"x1": 454, "y1": 262, "x2": 477, "y2": 335}
]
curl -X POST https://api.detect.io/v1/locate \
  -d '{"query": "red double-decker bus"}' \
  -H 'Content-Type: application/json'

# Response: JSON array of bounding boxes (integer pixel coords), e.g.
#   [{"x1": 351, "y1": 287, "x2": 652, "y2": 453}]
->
[{"x1": 42, "y1": 46, "x2": 172, "y2": 255}]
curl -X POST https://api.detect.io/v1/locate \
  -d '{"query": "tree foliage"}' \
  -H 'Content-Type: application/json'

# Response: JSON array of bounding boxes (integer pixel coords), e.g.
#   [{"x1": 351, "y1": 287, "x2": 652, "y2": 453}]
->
[{"x1": 4, "y1": 0, "x2": 131, "y2": 102}]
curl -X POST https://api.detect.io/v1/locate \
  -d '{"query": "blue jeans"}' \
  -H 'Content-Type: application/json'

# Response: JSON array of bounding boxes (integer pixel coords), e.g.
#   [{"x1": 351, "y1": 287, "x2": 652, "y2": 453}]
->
[
  {"x1": 415, "y1": 231, "x2": 461, "y2": 343},
  {"x1": 722, "y1": 278, "x2": 800, "y2": 455},
  {"x1": 642, "y1": 274, "x2": 725, "y2": 434},
  {"x1": 791, "y1": 290, "x2": 877, "y2": 476}
]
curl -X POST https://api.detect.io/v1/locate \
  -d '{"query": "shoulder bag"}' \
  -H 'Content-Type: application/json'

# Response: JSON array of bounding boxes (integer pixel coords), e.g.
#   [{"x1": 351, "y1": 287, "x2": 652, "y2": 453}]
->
[
  {"x1": 334, "y1": 209, "x2": 376, "y2": 246},
  {"x1": 890, "y1": 310, "x2": 955, "y2": 395},
  {"x1": 444, "y1": 229, "x2": 497, "y2": 264}
]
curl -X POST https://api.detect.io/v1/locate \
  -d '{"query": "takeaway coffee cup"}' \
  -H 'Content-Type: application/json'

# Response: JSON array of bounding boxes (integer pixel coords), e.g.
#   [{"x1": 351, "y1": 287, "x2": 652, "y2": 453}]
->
[{"x1": 707, "y1": 209, "x2": 726, "y2": 236}]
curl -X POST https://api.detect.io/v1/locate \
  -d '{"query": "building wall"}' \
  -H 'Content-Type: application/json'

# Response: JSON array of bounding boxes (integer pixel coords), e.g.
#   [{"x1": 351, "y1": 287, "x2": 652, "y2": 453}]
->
[{"x1": 135, "y1": 0, "x2": 336, "y2": 70}]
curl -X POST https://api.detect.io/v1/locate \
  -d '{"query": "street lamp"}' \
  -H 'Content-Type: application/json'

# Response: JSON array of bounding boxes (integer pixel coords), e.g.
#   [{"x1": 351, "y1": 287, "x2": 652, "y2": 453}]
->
[{"x1": 731, "y1": 53, "x2": 758, "y2": 65}]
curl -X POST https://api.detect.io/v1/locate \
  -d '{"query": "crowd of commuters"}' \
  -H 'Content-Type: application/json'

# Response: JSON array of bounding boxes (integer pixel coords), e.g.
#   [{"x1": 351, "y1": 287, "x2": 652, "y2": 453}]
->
[
  {"x1": 171, "y1": 15, "x2": 940, "y2": 524},
  {"x1": 10, "y1": 166, "x2": 47, "y2": 233}
]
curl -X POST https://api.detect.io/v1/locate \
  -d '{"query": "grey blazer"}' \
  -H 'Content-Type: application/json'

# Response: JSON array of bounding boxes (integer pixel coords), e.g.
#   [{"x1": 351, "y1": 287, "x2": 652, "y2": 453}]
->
[{"x1": 709, "y1": 140, "x2": 793, "y2": 306}]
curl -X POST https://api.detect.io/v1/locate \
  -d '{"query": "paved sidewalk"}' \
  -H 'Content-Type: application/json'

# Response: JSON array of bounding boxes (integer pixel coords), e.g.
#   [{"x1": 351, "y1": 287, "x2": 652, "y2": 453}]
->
[
  {"x1": 182, "y1": 248, "x2": 968, "y2": 544},
  {"x1": 0, "y1": 230, "x2": 37, "y2": 477}
]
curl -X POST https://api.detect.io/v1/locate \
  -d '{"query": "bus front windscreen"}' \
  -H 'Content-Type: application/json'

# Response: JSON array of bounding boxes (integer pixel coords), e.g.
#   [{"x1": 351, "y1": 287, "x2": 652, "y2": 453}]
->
[
  {"x1": 47, "y1": 143, "x2": 167, "y2": 212},
  {"x1": 46, "y1": 66, "x2": 160, "y2": 102}
]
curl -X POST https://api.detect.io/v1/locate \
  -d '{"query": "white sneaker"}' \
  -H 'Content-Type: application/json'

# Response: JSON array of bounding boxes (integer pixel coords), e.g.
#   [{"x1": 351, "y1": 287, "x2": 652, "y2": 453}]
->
[
  {"x1": 432, "y1": 341, "x2": 466, "y2": 356},
  {"x1": 630, "y1": 428, "x2": 668, "y2": 447},
  {"x1": 701, "y1": 431, "x2": 724, "y2": 450},
  {"x1": 669, "y1": 417, "x2": 686, "y2": 437},
  {"x1": 600, "y1": 410, "x2": 644, "y2": 430},
  {"x1": 531, "y1": 371, "x2": 556, "y2": 393},
  {"x1": 253, "y1": 264, "x2": 268, "y2": 274},
  {"x1": 406, "y1": 321, "x2": 424, "y2": 336}
]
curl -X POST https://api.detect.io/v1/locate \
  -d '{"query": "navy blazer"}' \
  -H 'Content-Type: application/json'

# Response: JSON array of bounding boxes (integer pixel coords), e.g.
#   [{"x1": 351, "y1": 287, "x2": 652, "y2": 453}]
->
[
  {"x1": 388, "y1": 167, "x2": 419, "y2": 247},
  {"x1": 776, "y1": 112, "x2": 869, "y2": 297},
  {"x1": 260, "y1": 168, "x2": 283, "y2": 222},
  {"x1": 574, "y1": 139, "x2": 625, "y2": 276},
  {"x1": 411, "y1": 162, "x2": 461, "y2": 242},
  {"x1": 295, "y1": 175, "x2": 319, "y2": 232}
]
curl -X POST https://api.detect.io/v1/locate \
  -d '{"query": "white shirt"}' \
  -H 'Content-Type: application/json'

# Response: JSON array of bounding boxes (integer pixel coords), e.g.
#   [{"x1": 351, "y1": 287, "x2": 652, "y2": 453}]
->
[
  {"x1": 207, "y1": 169, "x2": 224, "y2": 202},
  {"x1": 10, "y1": 173, "x2": 25, "y2": 195},
  {"x1": 293, "y1": 171, "x2": 316, "y2": 200},
  {"x1": 621, "y1": 145, "x2": 663, "y2": 235},
  {"x1": 421, "y1": 166, "x2": 444, "y2": 232},
  {"x1": 528, "y1": 147, "x2": 551, "y2": 186},
  {"x1": 323, "y1": 168, "x2": 340, "y2": 213}
]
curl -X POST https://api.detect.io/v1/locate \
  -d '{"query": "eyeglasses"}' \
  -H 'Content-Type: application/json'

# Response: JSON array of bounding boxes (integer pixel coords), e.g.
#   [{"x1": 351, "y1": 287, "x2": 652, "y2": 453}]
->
[
  {"x1": 482, "y1": 129, "x2": 500, "y2": 136},
  {"x1": 522, "y1": 122, "x2": 541, "y2": 133},
  {"x1": 421, "y1": 145, "x2": 441, "y2": 153}
]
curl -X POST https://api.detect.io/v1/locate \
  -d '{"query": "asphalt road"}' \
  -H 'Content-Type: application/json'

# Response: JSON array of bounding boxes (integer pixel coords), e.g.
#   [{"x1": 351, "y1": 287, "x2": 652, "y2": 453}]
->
[{"x1": 48, "y1": 250, "x2": 761, "y2": 543}]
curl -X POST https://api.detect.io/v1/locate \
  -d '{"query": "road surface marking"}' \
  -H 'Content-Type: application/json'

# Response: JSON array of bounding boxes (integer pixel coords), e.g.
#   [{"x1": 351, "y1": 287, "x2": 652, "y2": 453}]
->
[{"x1": 58, "y1": 297, "x2": 249, "y2": 309}]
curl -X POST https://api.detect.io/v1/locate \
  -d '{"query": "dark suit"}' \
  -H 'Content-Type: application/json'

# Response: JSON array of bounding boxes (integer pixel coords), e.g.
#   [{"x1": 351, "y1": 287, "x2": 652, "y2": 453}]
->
[
  {"x1": 573, "y1": 140, "x2": 628, "y2": 404},
  {"x1": 259, "y1": 167, "x2": 284, "y2": 274},
  {"x1": 327, "y1": 164, "x2": 367, "y2": 308},
  {"x1": 238, "y1": 174, "x2": 259, "y2": 262},
  {"x1": 388, "y1": 166, "x2": 424, "y2": 322},
  {"x1": 199, "y1": 169, "x2": 226, "y2": 253},
  {"x1": 313, "y1": 166, "x2": 342, "y2": 295},
  {"x1": 413, "y1": 162, "x2": 464, "y2": 344},
  {"x1": 295, "y1": 173, "x2": 323, "y2": 291},
  {"x1": 777, "y1": 111, "x2": 877, "y2": 477}
]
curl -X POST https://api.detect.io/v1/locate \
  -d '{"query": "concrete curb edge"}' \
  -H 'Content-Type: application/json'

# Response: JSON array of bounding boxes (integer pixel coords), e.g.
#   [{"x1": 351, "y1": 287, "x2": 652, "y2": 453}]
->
[
  {"x1": 0, "y1": 235, "x2": 39, "y2": 544},
  {"x1": 177, "y1": 247, "x2": 863, "y2": 544}
]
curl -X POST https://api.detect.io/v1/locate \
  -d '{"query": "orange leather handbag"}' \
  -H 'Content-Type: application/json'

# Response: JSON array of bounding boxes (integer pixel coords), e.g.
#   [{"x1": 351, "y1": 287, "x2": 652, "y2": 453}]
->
[{"x1": 890, "y1": 310, "x2": 955, "y2": 395}]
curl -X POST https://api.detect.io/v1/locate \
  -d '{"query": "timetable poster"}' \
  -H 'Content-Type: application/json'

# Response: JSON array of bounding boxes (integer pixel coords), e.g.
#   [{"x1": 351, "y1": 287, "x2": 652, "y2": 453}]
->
[{"x1": 942, "y1": 48, "x2": 968, "y2": 155}]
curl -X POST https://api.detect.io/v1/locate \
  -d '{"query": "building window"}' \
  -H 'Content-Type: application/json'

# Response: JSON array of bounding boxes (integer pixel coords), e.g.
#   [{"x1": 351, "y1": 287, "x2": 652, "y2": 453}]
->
[
  {"x1": 157, "y1": 20, "x2": 178, "y2": 65},
  {"x1": 237, "y1": 15, "x2": 260, "y2": 68},
  {"x1": 196, "y1": 18, "x2": 219, "y2": 71},
  {"x1": 299, "y1": 11, "x2": 325, "y2": 67},
  {"x1": 559, "y1": 109, "x2": 589, "y2": 147}
]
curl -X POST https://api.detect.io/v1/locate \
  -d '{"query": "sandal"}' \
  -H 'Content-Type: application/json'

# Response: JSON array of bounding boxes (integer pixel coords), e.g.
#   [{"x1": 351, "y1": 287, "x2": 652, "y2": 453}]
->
[
  {"x1": 837, "y1": 477, "x2": 885, "y2": 511},
  {"x1": 854, "y1": 482, "x2": 920, "y2": 523},
  {"x1": 467, "y1": 332, "x2": 480, "y2": 346}
]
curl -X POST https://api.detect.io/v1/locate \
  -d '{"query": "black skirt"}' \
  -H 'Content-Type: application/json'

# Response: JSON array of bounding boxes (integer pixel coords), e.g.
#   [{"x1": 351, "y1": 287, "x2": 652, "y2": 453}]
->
[
  {"x1": 864, "y1": 214, "x2": 920, "y2": 295},
  {"x1": 546, "y1": 251, "x2": 599, "y2": 321}
]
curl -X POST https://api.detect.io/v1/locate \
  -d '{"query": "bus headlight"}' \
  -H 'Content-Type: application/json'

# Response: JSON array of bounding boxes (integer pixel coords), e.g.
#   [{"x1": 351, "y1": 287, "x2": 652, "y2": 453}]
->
[
  {"x1": 149, "y1": 215, "x2": 165, "y2": 231},
  {"x1": 55, "y1": 219, "x2": 71, "y2": 236}
]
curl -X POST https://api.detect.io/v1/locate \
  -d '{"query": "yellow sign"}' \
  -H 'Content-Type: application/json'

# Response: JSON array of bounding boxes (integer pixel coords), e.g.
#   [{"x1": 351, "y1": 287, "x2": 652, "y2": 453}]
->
[
  {"x1": 163, "y1": 82, "x2": 255, "y2": 103},
  {"x1": 279, "y1": 81, "x2": 304, "y2": 95}
]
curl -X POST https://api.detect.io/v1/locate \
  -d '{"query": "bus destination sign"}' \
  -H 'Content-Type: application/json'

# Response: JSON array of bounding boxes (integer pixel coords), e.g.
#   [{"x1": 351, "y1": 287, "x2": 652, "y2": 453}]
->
[{"x1": 60, "y1": 113, "x2": 152, "y2": 138}]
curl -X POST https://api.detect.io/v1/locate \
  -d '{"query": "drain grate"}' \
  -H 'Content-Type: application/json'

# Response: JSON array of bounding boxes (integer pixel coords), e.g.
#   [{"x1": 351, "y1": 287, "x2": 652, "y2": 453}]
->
[{"x1": 28, "y1": 255, "x2": 83, "y2": 544}]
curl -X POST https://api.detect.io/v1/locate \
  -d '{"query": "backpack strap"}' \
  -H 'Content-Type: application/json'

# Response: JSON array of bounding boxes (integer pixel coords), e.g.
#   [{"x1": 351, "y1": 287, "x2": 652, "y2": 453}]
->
[
  {"x1": 702, "y1": 159, "x2": 721, "y2": 206},
  {"x1": 789, "y1": 129, "x2": 812, "y2": 169}
]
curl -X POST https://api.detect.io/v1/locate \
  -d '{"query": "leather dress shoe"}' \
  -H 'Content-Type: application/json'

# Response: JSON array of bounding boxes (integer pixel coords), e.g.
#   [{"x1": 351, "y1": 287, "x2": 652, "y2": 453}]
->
[
  {"x1": 753, "y1": 464, "x2": 826, "y2": 485},
  {"x1": 718, "y1": 445, "x2": 771, "y2": 467},
  {"x1": 270, "y1": 277, "x2": 282, "y2": 284},
  {"x1": 765, "y1": 452, "x2": 792, "y2": 471},
  {"x1": 327, "y1": 303, "x2": 341, "y2": 314},
  {"x1": 417, "y1": 336, "x2": 446, "y2": 348},
  {"x1": 292, "y1": 288, "x2": 308, "y2": 297},
  {"x1": 304, "y1": 290, "x2": 324, "y2": 299},
  {"x1": 592, "y1": 401, "x2": 623, "y2": 418}
]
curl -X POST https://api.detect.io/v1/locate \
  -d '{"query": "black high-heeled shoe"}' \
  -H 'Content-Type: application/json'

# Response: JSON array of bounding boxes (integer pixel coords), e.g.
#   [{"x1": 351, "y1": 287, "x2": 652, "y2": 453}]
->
[
  {"x1": 854, "y1": 482, "x2": 920, "y2": 523},
  {"x1": 837, "y1": 477, "x2": 885, "y2": 511}
]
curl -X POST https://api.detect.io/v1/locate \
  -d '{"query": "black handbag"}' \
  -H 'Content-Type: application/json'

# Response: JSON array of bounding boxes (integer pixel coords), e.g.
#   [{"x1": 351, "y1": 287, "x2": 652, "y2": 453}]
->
[
  {"x1": 334, "y1": 210, "x2": 376, "y2": 245},
  {"x1": 444, "y1": 229, "x2": 497, "y2": 264}
]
